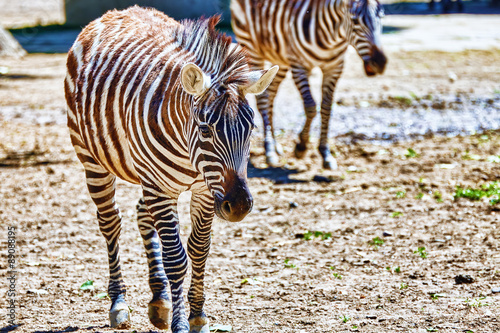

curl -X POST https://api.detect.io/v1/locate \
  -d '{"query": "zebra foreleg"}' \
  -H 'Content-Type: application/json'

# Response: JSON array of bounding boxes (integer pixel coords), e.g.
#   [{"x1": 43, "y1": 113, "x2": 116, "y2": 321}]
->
[
  {"x1": 144, "y1": 190, "x2": 190, "y2": 333},
  {"x1": 291, "y1": 66, "x2": 316, "y2": 159},
  {"x1": 318, "y1": 69, "x2": 343, "y2": 170},
  {"x1": 254, "y1": 61, "x2": 287, "y2": 166},
  {"x1": 136, "y1": 198, "x2": 171, "y2": 329},
  {"x1": 84, "y1": 168, "x2": 130, "y2": 329},
  {"x1": 187, "y1": 191, "x2": 214, "y2": 333}
]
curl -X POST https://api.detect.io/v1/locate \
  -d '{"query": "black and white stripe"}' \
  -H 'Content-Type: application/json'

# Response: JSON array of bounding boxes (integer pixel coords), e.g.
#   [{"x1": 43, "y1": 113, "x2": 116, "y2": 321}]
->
[{"x1": 65, "y1": 6, "x2": 277, "y2": 333}]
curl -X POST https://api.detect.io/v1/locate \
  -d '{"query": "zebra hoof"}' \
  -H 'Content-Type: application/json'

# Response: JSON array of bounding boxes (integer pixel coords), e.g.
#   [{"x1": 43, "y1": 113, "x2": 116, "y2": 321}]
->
[
  {"x1": 275, "y1": 142, "x2": 284, "y2": 156},
  {"x1": 319, "y1": 145, "x2": 338, "y2": 170},
  {"x1": 322, "y1": 157, "x2": 338, "y2": 170},
  {"x1": 294, "y1": 143, "x2": 307, "y2": 159},
  {"x1": 109, "y1": 301, "x2": 131, "y2": 329},
  {"x1": 189, "y1": 316, "x2": 209, "y2": 333},
  {"x1": 266, "y1": 152, "x2": 280, "y2": 167},
  {"x1": 148, "y1": 298, "x2": 172, "y2": 330}
]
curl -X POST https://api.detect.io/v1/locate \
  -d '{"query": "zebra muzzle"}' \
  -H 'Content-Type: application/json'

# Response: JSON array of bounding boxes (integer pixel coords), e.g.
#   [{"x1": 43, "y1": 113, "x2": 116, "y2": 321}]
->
[
  {"x1": 214, "y1": 173, "x2": 253, "y2": 222},
  {"x1": 364, "y1": 46, "x2": 387, "y2": 76}
]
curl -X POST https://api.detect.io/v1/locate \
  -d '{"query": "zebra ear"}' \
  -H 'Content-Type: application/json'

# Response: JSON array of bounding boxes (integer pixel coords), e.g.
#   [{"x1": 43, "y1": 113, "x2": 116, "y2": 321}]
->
[
  {"x1": 181, "y1": 63, "x2": 211, "y2": 96},
  {"x1": 241, "y1": 65, "x2": 279, "y2": 96}
]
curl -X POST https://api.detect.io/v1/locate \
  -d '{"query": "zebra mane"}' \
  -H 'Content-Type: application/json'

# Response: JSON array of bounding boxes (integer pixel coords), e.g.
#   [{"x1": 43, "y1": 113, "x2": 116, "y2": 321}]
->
[
  {"x1": 350, "y1": 0, "x2": 382, "y2": 17},
  {"x1": 175, "y1": 16, "x2": 250, "y2": 86}
]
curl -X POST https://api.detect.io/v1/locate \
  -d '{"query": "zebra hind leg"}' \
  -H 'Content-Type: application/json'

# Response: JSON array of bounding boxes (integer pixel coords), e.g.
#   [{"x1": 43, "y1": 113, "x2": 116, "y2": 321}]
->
[
  {"x1": 137, "y1": 198, "x2": 172, "y2": 330},
  {"x1": 84, "y1": 167, "x2": 130, "y2": 329},
  {"x1": 318, "y1": 69, "x2": 343, "y2": 170}
]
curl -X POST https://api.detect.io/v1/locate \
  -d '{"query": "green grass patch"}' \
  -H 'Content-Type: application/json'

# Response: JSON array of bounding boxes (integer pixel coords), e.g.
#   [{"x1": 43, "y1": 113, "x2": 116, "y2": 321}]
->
[
  {"x1": 405, "y1": 148, "x2": 420, "y2": 158},
  {"x1": 454, "y1": 182, "x2": 500, "y2": 205},
  {"x1": 414, "y1": 247, "x2": 428, "y2": 259},
  {"x1": 369, "y1": 236, "x2": 385, "y2": 248},
  {"x1": 390, "y1": 211, "x2": 403, "y2": 218},
  {"x1": 395, "y1": 191, "x2": 406, "y2": 199},
  {"x1": 302, "y1": 230, "x2": 332, "y2": 241}
]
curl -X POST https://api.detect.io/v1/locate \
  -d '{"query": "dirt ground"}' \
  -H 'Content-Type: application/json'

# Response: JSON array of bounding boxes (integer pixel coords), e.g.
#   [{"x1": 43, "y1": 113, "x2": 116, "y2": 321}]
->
[{"x1": 1, "y1": 2, "x2": 500, "y2": 333}]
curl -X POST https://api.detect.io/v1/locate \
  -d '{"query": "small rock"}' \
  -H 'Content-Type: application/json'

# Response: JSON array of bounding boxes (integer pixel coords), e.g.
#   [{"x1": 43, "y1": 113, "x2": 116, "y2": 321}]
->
[
  {"x1": 382, "y1": 231, "x2": 393, "y2": 237},
  {"x1": 289, "y1": 201, "x2": 299, "y2": 209},
  {"x1": 27, "y1": 289, "x2": 48, "y2": 295},
  {"x1": 347, "y1": 165, "x2": 358, "y2": 172},
  {"x1": 209, "y1": 324, "x2": 232, "y2": 332},
  {"x1": 491, "y1": 287, "x2": 500, "y2": 293},
  {"x1": 448, "y1": 71, "x2": 458, "y2": 83},
  {"x1": 366, "y1": 315, "x2": 377, "y2": 319},
  {"x1": 259, "y1": 206, "x2": 273, "y2": 213},
  {"x1": 455, "y1": 274, "x2": 474, "y2": 284}
]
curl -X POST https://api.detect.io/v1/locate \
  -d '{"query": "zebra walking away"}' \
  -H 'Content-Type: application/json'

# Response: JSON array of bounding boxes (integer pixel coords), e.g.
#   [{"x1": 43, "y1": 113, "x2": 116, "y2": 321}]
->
[
  {"x1": 231, "y1": 0, "x2": 387, "y2": 169},
  {"x1": 65, "y1": 6, "x2": 277, "y2": 332}
]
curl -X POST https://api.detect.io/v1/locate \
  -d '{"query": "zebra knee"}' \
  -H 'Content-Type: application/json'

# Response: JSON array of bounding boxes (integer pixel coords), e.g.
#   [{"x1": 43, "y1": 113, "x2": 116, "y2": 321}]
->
[{"x1": 305, "y1": 106, "x2": 317, "y2": 118}]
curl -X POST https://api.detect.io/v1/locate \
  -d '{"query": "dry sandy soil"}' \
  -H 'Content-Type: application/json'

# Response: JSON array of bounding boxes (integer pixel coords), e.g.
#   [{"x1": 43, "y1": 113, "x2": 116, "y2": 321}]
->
[{"x1": 1, "y1": 2, "x2": 500, "y2": 333}]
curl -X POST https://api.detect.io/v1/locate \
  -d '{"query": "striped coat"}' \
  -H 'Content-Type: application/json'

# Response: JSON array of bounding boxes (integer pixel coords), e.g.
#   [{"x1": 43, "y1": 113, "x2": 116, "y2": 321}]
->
[
  {"x1": 231, "y1": 0, "x2": 387, "y2": 169},
  {"x1": 65, "y1": 6, "x2": 277, "y2": 332}
]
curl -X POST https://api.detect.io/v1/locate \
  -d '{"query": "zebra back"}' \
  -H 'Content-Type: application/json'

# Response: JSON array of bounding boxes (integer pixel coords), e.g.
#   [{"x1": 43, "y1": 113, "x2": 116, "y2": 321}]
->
[
  {"x1": 231, "y1": 0, "x2": 386, "y2": 74},
  {"x1": 66, "y1": 6, "x2": 277, "y2": 219}
]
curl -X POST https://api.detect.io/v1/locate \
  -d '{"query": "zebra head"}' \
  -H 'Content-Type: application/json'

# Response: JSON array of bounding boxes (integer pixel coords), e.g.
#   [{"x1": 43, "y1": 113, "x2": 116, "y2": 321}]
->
[
  {"x1": 349, "y1": 0, "x2": 387, "y2": 76},
  {"x1": 181, "y1": 62, "x2": 279, "y2": 222}
]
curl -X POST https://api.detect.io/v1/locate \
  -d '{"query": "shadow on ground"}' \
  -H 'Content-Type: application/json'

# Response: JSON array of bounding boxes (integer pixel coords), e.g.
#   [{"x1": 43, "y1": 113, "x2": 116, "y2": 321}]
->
[{"x1": 248, "y1": 161, "x2": 306, "y2": 184}]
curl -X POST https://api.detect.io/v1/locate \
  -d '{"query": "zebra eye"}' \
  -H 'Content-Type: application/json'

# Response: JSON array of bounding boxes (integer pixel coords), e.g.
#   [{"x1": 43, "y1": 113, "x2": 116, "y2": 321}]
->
[
  {"x1": 199, "y1": 123, "x2": 212, "y2": 138},
  {"x1": 352, "y1": 16, "x2": 360, "y2": 25}
]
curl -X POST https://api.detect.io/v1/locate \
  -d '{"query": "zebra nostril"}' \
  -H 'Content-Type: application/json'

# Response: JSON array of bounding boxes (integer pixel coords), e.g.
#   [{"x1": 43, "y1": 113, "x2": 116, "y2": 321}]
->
[{"x1": 222, "y1": 201, "x2": 231, "y2": 216}]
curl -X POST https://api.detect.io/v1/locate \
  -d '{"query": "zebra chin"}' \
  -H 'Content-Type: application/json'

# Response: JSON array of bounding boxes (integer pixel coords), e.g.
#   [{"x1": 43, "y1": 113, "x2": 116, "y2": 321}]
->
[{"x1": 213, "y1": 174, "x2": 253, "y2": 222}]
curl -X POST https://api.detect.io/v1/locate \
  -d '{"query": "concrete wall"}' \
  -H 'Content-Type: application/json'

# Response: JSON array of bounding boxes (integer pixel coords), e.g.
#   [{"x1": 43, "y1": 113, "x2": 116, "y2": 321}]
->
[{"x1": 65, "y1": 0, "x2": 231, "y2": 27}]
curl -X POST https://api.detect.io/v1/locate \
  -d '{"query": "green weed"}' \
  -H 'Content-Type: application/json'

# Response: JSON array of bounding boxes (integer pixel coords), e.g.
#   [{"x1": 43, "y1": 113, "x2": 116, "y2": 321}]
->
[
  {"x1": 434, "y1": 191, "x2": 443, "y2": 203},
  {"x1": 405, "y1": 148, "x2": 420, "y2": 158},
  {"x1": 80, "y1": 280, "x2": 94, "y2": 291},
  {"x1": 464, "y1": 297, "x2": 489, "y2": 307},
  {"x1": 454, "y1": 182, "x2": 500, "y2": 205},
  {"x1": 284, "y1": 259, "x2": 297, "y2": 269},
  {"x1": 414, "y1": 247, "x2": 428, "y2": 259},
  {"x1": 370, "y1": 236, "x2": 385, "y2": 248},
  {"x1": 303, "y1": 230, "x2": 332, "y2": 241},
  {"x1": 339, "y1": 315, "x2": 350, "y2": 323},
  {"x1": 391, "y1": 211, "x2": 403, "y2": 218}
]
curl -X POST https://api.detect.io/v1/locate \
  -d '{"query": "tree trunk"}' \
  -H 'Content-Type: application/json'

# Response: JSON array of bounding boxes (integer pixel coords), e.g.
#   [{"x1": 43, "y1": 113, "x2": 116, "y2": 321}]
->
[{"x1": 0, "y1": 25, "x2": 26, "y2": 58}]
